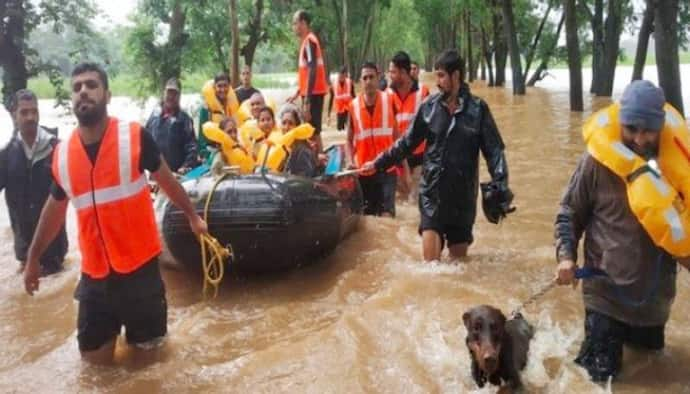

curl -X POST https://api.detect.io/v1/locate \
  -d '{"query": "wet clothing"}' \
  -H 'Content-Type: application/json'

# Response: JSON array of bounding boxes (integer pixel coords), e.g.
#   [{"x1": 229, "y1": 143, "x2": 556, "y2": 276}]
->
[
  {"x1": 336, "y1": 112, "x2": 349, "y2": 131},
  {"x1": 305, "y1": 94, "x2": 324, "y2": 135},
  {"x1": 50, "y1": 130, "x2": 161, "y2": 200},
  {"x1": 49, "y1": 124, "x2": 166, "y2": 350},
  {"x1": 407, "y1": 153, "x2": 423, "y2": 169},
  {"x1": 328, "y1": 80, "x2": 356, "y2": 124},
  {"x1": 235, "y1": 86, "x2": 260, "y2": 104},
  {"x1": 145, "y1": 107, "x2": 198, "y2": 172},
  {"x1": 374, "y1": 83, "x2": 508, "y2": 238},
  {"x1": 0, "y1": 127, "x2": 67, "y2": 273},
  {"x1": 76, "y1": 258, "x2": 167, "y2": 351},
  {"x1": 575, "y1": 309, "x2": 665, "y2": 382},
  {"x1": 359, "y1": 172, "x2": 397, "y2": 217},
  {"x1": 555, "y1": 153, "x2": 677, "y2": 327},
  {"x1": 419, "y1": 208, "x2": 473, "y2": 247}
]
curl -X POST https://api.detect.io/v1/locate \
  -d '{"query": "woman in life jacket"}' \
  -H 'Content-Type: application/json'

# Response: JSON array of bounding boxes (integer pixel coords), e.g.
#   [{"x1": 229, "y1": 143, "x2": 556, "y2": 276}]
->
[
  {"x1": 280, "y1": 107, "x2": 318, "y2": 177},
  {"x1": 202, "y1": 117, "x2": 255, "y2": 174}
]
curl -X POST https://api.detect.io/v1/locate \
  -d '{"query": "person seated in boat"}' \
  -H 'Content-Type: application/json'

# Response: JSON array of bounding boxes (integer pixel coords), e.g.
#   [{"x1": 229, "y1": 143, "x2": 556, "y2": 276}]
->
[
  {"x1": 199, "y1": 73, "x2": 240, "y2": 161},
  {"x1": 238, "y1": 93, "x2": 268, "y2": 152},
  {"x1": 237, "y1": 92, "x2": 278, "y2": 127},
  {"x1": 256, "y1": 106, "x2": 316, "y2": 174},
  {"x1": 280, "y1": 106, "x2": 319, "y2": 177},
  {"x1": 202, "y1": 117, "x2": 255, "y2": 174}
]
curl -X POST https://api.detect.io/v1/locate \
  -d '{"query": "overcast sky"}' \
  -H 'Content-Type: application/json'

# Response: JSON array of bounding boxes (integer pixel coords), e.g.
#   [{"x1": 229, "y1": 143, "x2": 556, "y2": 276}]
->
[{"x1": 95, "y1": 0, "x2": 138, "y2": 25}]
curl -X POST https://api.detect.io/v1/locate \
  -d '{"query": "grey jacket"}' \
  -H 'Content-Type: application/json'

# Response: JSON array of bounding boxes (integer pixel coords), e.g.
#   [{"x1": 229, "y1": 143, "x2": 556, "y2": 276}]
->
[{"x1": 555, "y1": 153, "x2": 677, "y2": 326}]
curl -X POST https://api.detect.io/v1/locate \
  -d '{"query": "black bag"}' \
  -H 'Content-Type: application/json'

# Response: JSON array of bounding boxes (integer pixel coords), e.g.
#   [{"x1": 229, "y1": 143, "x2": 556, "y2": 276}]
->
[{"x1": 480, "y1": 181, "x2": 516, "y2": 224}]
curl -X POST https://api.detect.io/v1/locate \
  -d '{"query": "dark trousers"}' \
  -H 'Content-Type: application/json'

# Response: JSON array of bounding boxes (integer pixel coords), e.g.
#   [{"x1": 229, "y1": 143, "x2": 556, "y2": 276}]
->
[
  {"x1": 336, "y1": 111, "x2": 349, "y2": 131},
  {"x1": 305, "y1": 94, "x2": 325, "y2": 134},
  {"x1": 575, "y1": 309, "x2": 665, "y2": 382}
]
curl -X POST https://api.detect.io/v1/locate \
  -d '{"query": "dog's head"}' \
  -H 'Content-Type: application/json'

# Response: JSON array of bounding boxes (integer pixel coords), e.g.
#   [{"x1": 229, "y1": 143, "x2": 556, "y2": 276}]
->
[{"x1": 463, "y1": 305, "x2": 507, "y2": 376}]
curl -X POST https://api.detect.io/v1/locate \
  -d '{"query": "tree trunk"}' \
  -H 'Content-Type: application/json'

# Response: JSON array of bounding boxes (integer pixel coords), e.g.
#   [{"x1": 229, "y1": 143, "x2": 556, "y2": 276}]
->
[
  {"x1": 492, "y1": 1, "x2": 507, "y2": 87},
  {"x1": 527, "y1": 12, "x2": 565, "y2": 86},
  {"x1": 522, "y1": 2, "x2": 552, "y2": 82},
  {"x1": 466, "y1": 9, "x2": 474, "y2": 82},
  {"x1": 229, "y1": 0, "x2": 240, "y2": 86},
  {"x1": 502, "y1": 0, "x2": 525, "y2": 94},
  {"x1": 632, "y1": 1, "x2": 654, "y2": 81},
  {"x1": 481, "y1": 26, "x2": 495, "y2": 86},
  {"x1": 163, "y1": 0, "x2": 186, "y2": 90},
  {"x1": 654, "y1": 0, "x2": 684, "y2": 115},
  {"x1": 342, "y1": 0, "x2": 349, "y2": 72},
  {"x1": 587, "y1": 0, "x2": 604, "y2": 94},
  {"x1": 356, "y1": 0, "x2": 377, "y2": 70},
  {"x1": 0, "y1": 0, "x2": 28, "y2": 112},
  {"x1": 480, "y1": 53, "x2": 486, "y2": 81},
  {"x1": 240, "y1": 0, "x2": 265, "y2": 69},
  {"x1": 565, "y1": 0, "x2": 583, "y2": 111},
  {"x1": 596, "y1": 0, "x2": 623, "y2": 96}
]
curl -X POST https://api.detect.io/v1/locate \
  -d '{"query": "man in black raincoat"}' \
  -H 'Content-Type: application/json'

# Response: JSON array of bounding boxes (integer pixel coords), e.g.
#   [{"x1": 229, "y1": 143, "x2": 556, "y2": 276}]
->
[
  {"x1": 361, "y1": 49, "x2": 512, "y2": 261},
  {"x1": 0, "y1": 89, "x2": 67, "y2": 275}
]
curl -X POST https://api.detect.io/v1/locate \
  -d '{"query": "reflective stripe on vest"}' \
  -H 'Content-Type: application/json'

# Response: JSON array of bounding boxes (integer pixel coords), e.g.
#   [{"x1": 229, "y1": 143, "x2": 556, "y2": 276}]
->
[
  {"x1": 351, "y1": 91, "x2": 394, "y2": 170},
  {"x1": 298, "y1": 32, "x2": 328, "y2": 96},
  {"x1": 352, "y1": 91, "x2": 392, "y2": 141},
  {"x1": 54, "y1": 118, "x2": 162, "y2": 278},
  {"x1": 334, "y1": 79, "x2": 352, "y2": 113},
  {"x1": 57, "y1": 121, "x2": 149, "y2": 211},
  {"x1": 394, "y1": 88, "x2": 423, "y2": 125}
]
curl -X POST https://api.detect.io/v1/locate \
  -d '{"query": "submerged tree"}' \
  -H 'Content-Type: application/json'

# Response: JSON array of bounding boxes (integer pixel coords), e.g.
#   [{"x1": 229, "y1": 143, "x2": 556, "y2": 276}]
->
[
  {"x1": 564, "y1": 0, "x2": 583, "y2": 111},
  {"x1": 653, "y1": 0, "x2": 684, "y2": 115}
]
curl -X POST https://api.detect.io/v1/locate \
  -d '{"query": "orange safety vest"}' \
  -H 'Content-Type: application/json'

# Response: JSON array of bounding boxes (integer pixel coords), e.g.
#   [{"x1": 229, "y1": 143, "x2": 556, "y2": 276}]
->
[
  {"x1": 52, "y1": 118, "x2": 162, "y2": 278},
  {"x1": 350, "y1": 91, "x2": 396, "y2": 172},
  {"x1": 389, "y1": 85, "x2": 429, "y2": 156},
  {"x1": 333, "y1": 78, "x2": 353, "y2": 114},
  {"x1": 298, "y1": 32, "x2": 328, "y2": 96}
]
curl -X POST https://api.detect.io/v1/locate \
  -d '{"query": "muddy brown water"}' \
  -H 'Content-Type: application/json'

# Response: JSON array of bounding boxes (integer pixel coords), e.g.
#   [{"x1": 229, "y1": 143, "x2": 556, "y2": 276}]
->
[{"x1": 1, "y1": 80, "x2": 689, "y2": 393}]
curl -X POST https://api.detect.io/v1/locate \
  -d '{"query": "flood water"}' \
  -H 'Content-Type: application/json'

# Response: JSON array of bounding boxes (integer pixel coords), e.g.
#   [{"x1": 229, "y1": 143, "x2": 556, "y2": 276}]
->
[{"x1": 1, "y1": 67, "x2": 689, "y2": 393}]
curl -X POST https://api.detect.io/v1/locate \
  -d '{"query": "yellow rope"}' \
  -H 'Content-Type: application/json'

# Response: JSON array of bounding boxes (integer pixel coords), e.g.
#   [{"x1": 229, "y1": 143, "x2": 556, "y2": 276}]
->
[{"x1": 199, "y1": 173, "x2": 233, "y2": 299}]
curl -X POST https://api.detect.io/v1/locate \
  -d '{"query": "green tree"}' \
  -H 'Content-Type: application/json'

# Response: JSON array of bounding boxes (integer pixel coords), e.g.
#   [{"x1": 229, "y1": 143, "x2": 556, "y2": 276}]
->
[
  {"x1": 0, "y1": 0, "x2": 96, "y2": 110},
  {"x1": 125, "y1": 0, "x2": 189, "y2": 96}
]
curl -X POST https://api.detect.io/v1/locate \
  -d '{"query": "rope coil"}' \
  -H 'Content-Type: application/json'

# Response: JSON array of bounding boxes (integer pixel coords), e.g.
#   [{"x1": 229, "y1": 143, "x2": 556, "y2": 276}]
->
[{"x1": 199, "y1": 172, "x2": 234, "y2": 299}]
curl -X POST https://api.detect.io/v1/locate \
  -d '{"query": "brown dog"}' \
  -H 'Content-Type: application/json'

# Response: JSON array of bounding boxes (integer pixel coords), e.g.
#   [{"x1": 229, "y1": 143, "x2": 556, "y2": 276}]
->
[{"x1": 463, "y1": 305, "x2": 534, "y2": 391}]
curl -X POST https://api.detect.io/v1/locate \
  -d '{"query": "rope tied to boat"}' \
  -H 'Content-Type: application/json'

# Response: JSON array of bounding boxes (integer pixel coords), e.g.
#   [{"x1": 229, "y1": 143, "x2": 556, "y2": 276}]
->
[{"x1": 199, "y1": 172, "x2": 234, "y2": 299}]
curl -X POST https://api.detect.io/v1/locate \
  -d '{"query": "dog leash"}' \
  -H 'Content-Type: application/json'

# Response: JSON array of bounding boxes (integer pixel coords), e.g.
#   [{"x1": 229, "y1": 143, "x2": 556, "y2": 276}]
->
[
  {"x1": 510, "y1": 267, "x2": 610, "y2": 317},
  {"x1": 510, "y1": 280, "x2": 558, "y2": 317}
]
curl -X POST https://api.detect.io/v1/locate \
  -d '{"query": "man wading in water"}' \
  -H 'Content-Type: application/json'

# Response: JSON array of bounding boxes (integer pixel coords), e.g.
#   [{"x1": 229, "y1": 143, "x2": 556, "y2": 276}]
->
[
  {"x1": 23, "y1": 63, "x2": 208, "y2": 365},
  {"x1": 555, "y1": 80, "x2": 690, "y2": 382},
  {"x1": 361, "y1": 49, "x2": 513, "y2": 261}
]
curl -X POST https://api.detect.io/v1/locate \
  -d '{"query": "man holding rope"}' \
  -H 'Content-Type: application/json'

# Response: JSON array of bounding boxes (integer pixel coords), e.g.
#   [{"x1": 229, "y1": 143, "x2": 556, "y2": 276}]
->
[
  {"x1": 555, "y1": 80, "x2": 690, "y2": 382},
  {"x1": 23, "y1": 62, "x2": 208, "y2": 365}
]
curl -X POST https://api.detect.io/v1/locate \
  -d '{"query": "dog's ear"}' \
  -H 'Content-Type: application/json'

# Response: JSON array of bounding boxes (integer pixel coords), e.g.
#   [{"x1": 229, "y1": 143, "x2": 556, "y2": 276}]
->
[
  {"x1": 463, "y1": 311, "x2": 472, "y2": 329},
  {"x1": 495, "y1": 308, "x2": 507, "y2": 328}
]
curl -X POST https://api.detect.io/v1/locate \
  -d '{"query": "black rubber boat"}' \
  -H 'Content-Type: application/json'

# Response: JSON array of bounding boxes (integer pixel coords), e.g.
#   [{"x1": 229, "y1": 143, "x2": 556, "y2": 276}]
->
[{"x1": 155, "y1": 148, "x2": 362, "y2": 273}]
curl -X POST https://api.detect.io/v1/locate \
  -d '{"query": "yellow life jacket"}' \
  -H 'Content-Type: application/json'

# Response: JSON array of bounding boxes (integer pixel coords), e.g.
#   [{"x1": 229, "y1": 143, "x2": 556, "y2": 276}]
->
[
  {"x1": 584, "y1": 103, "x2": 690, "y2": 257},
  {"x1": 238, "y1": 120, "x2": 266, "y2": 155},
  {"x1": 201, "y1": 80, "x2": 240, "y2": 123},
  {"x1": 201, "y1": 122, "x2": 255, "y2": 174},
  {"x1": 236, "y1": 97, "x2": 277, "y2": 126},
  {"x1": 256, "y1": 124, "x2": 315, "y2": 172}
]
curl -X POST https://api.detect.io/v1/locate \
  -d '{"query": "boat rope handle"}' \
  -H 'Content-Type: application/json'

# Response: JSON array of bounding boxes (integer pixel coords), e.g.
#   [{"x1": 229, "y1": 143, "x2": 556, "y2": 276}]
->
[{"x1": 199, "y1": 173, "x2": 233, "y2": 299}]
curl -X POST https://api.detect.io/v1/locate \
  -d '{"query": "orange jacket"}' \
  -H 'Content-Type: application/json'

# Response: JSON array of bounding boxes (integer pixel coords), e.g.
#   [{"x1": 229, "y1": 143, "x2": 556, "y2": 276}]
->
[
  {"x1": 350, "y1": 91, "x2": 396, "y2": 171},
  {"x1": 298, "y1": 32, "x2": 328, "y2": 96},
  {"x1": 389, "y1": 85, "x2": 429, "y2": 156},
  {"x1": 52, "y1": 118, "x2": 161, "y2": 278},
  {"x1": 333, "y1": 78, "x2": 353, "y2": 114}
]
